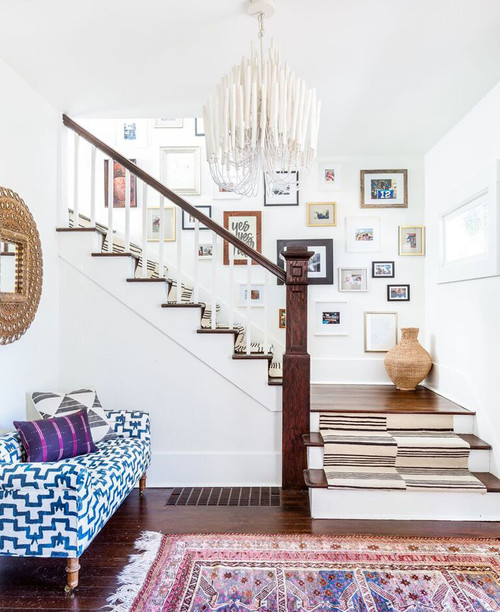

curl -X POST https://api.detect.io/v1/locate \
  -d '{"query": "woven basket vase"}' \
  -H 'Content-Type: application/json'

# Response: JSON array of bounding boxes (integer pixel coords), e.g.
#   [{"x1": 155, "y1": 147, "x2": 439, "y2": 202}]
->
[{"x1": 384, "y1": 327, "x2": 432, "y2": 391}]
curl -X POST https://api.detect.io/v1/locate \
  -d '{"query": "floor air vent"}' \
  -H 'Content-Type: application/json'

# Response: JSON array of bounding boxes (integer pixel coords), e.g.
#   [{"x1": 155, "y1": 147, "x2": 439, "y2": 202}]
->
[{"x1": 165, "y1": 487, "x2": 282, "y2": 507}]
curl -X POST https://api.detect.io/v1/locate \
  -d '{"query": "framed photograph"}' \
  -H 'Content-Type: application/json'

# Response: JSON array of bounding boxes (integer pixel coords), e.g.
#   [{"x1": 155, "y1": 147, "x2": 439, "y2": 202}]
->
[
  {"x1": 313, "y1": 301, "x2": 349, "y2": 336},
  {"x1": 399, "y1": 225, "x2": 425, "y2": 256},
  {"x1": 146, "y1": 207, "x2": 176, "y2": 242},
  {"x1": 223, "y1": 211, "x2": 262, "y2": 265},
  {"x1": 364, "y1": 311, "x2": 398, "y2": 352},
  {"x1": 278, "y1": 308, "x2": 286, "y2": 329},
  {"x1": 182, "y1": 205, "x2": 212, "y2": 230},
  {"x1": 195, "y1": 118, "x2": 205, "y2": 136},
  {"x1": 238, "y1": 284, "x2": 265, "y2": 307},
  {"x1": 276, "y1": 239, "x2": 334, "y2": 285},
  {"x1": 372, "y1": 261, "x2": 395, "y2": 278},
  {"x1": 213, "y1": 184, "x2": 241, "y2": 200},
  {"x1": 160, "y1": 146, "x2": 201, "y2": 195},
  {"x1": 198, "y1": 243, "x2": 213, "y2": 259},
  {"x1": 387, "y1": 284, "x2": 410, "y2": 301},
  {"x1": 104, "y1": 159, "x2": 137, "y2": 208},
  {"x1": 116, "y1": 120, "x2": 148, "y2": 148},
  {"x1": 317, "y1": 161, "x2": 341, "y2": 191},
  {"x1": 338, "y1": 267, "x2": 368, "y2": 292},
  {"x1": 345, "y1": 217, "x2": 381, "y2": 252},
  {"x1": 360, "y1": 169, "x2": 408, "y2": 208},
  {"x1": 307, "y1": 202, "x2": 337, "y2": 227},
  {"x1": 264, "y1": 171, "x2": 299, "y2": 206},
  {"x1": 154, "y1": 118, "x2": 183, "y2": 128}
]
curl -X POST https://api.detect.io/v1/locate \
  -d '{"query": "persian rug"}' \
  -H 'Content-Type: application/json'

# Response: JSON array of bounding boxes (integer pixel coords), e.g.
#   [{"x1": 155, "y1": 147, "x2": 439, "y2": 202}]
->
[{"x1": 107, "y1": 532, "x2": 500, "y2": 611}]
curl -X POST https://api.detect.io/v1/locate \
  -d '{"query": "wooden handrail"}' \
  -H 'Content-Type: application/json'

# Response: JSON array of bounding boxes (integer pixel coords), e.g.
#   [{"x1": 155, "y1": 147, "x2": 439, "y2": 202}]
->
[{"x1": 62, "y1": 114, "x2": 286, "y2": 282}]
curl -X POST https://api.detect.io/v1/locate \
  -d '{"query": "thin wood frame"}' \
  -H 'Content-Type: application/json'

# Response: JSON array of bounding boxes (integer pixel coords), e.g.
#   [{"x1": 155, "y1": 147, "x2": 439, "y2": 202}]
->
[
  {"x1": 399, "y1": 225, "x2": 425, "y2": 256},
  {"x1": 306, "y1": 202, "x2": 337, "y2": 227},
  {"x1": 360, "y1": 169, "x2": 408, "y2": 208},
  {"x1": 278, "y1": 308, "x2": 286, "y2": 329},
  {"x1": 223, "y1": 211, "x2": 262, "y2": 265}
]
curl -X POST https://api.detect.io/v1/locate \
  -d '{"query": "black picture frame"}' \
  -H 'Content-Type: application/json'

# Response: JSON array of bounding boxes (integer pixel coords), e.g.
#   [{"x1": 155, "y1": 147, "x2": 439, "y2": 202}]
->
[
  {"x1": 276, "y1": 239, "x2": 333, "y2": 285},
  {"x1": 387, "y1": 284, "x2": 410, "y2": 301},
  {"x1": 372, "y1": 261, "x2": 395, "y2": 278},
  {"x1": 182, "y1": 205, "x2": 212, "y2": 230},
  {"x1": 195, "y1": 118, "x2": 205, "y2": 136},
  {"x1": 264, "y1": 171, "x2": 299, "y2": 206}
]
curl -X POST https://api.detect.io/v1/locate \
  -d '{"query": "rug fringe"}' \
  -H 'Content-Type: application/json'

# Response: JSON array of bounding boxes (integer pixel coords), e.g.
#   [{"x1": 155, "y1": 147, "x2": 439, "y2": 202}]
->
[{"x1": 104, "y1": 530, "x2": 163, "y2": 612}]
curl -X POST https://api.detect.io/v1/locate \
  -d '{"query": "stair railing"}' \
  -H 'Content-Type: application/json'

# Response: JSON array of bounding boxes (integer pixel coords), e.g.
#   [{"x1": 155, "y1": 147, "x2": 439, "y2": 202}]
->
[{"x1": 61, "y1": 114, "x2": 311, "y2": 490}]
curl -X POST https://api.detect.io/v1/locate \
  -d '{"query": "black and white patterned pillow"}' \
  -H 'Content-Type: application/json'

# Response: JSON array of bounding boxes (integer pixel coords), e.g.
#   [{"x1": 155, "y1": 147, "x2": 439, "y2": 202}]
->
[{"x1": 29, "y1": 389, "x2": 113, "y2": 443}]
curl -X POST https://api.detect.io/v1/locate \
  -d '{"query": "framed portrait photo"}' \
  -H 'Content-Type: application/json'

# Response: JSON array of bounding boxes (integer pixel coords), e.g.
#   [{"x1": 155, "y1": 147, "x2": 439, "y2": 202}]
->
[
  {"x1": 307, "y1": 202, "x2": 337, "y2": 227},
  {"x1": 223, "y1": 211, "x2": 262, "y2": 265},
  {"x1": 276, "y1": 239, "x2": 334, "y2": 285},
  {"x1": 360, "y1": 169, "x2": 408, "y2": 208},
  {"x1": 317, "y1": 161, "x2": 341, "y2": 191},
  {"x1": 278, "y1": 308, "x2": 286, "y2": 329},
  {"x1": 154, "y1": 118, "x2": 183, "y2": 128},
  {"x1": 387, "y1": 284, "x2": 410, "y2": 301},
  {"x1": 238, "y1": 284, "x2": 265, "y2": 307},
  {"x1": 146, "y1": 207, "x2": 176, "y2": 242},
  {"x1": 313, "y1": 301, "x2": 349, "y2": 336},
  {"x1": 104, "y1": 159, "x2": 137, "y2": 208},
  {"x1": 182, "y1": 205, "x2": 212, "y2": 230},
  {"x1": 264, "y1": 171, "x2": 299, "y2": 206},
  {"x1": 345, "y1": 217, "x2": 381, "y2": 252},
  {"x1": 338, "y1": 267, "x2": 368, "y2": 292},
  {"x1": 364, "y1": 311, "x2": 398, "y2": 352},
  {"x1": 160, "y1": 146, "x2": 201, "y2": 195},
  {"x1": 372, "y1": 261, "x2": 395, "y2": 278},
  {"x1": 399, "y1": 225, "x2": 425, "y2": 256}
]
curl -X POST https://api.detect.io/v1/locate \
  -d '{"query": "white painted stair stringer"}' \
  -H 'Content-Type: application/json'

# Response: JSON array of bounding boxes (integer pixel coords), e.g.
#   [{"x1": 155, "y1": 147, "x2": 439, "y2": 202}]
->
[{"x1": 58, "y1": 231, "x2": 281, "y2": 412}]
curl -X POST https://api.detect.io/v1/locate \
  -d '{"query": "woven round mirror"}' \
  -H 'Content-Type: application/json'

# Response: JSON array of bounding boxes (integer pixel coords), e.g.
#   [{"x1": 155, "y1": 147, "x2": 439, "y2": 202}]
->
[{"x1": 0, "y1": 187, "x2": 43, "y2": 345}]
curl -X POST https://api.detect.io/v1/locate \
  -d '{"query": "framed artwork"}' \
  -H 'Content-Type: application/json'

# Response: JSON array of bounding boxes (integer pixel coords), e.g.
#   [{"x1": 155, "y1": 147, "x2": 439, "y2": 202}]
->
[
  {"x1": 307, "y1": 202, "x2": 337, "y2": 227},
  {"x1": 182, "y1": 205, "x2": 212, "y2": 230},
  {"x1": 399, "y1": 225, "x2": 425, "y2": 256},
  {"x1": 278, "y1": 308, "x2": 286, "y2": 329},
  {"x1": 345, "y1": 217, "x2": 381, "y2": 252},
  {"x1": 116, "y1": 120, "x2": 148, "y2": 148},
  {"x1": 213, "y1": 184, "x2": 241, "y2": 200},
  {"x1": 387, "y1": 284, "x2": 410, "y2": 301},
  {"x1": 364, "y1": 311, "x2": 398, "y2": 352},
  {"x1": 146, "y1": 207, "x2": 176, "y2": 242},
  {"x1": 195, "y1": 118, "x2": 205, "y2": 136},
  {"x1": 160, "y1": 147, "x2": 201, "y2": 195},
  {"x1": 372, "y1": 261, "x2": 395, "y2": 278},
  {"x1": 154, "y1": 118, "x2": 183, "y2": 128},
  {"x1": 104, "y1": 159, "x2": 137, "y2": 208},
  {"x1": 264, "y1": 171, "x2": 299, "y2": 206},
  {"x1": 276, "y1": 239, "x2": 334, "y2": 285},
  {"x1": 223, "y1": 211, "x2": 262, "y2": 265},
  {"x1": 317, "y1": 162, "x2": 341, "y2": 191},
  {"x1": 238, "y1": 284, "x2": 265, "y2": 307},
  {"x1": 198, "y1": 243, "x2": 213, "y2": 259},
  {"x1": 360, "y1": 169, "x2": 408, "y2": 208},
  {"x1": 338, "y1": 267, "x2": 368, "y2": 292},
  {"x1": 313, "y1": 301, "x2": 349, "y2": 336}
]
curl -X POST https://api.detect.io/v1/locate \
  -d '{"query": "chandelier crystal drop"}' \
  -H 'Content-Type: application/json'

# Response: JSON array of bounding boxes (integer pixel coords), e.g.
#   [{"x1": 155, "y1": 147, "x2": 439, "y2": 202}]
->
[{"x1": 203, "y1": 4, "x2": 321, "y2": 197}]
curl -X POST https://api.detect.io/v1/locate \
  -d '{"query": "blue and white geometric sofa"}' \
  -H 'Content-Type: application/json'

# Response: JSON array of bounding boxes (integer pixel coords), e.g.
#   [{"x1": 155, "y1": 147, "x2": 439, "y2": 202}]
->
[{"x1": 0, "y1": 409, "x2": 151, "y2": 591}]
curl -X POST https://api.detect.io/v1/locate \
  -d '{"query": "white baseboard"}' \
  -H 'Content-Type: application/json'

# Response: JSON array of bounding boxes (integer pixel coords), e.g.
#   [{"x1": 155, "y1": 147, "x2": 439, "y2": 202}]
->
[{"x1": 312, "y1": 358, "x2": 390, "y2": 384}]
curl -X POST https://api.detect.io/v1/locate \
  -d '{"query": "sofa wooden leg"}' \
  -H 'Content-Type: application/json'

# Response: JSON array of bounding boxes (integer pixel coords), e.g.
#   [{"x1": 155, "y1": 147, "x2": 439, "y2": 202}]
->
[
  {"x1": 139, "y1": 473, "x2": 147, "y2": 496},
  {"x1": 65, "y1": 557, "x2": 80, "y2": 593}
]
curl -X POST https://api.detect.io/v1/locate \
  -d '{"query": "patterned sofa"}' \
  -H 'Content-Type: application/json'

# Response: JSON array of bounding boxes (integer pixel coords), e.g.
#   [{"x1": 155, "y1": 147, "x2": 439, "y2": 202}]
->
[{"x1": 0, "y1": 409, "x2": 151, "y2": 591}]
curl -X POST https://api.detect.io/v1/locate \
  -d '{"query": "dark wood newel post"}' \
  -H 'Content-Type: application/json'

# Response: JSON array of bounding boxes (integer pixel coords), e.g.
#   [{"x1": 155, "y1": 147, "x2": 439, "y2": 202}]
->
[{"x1": 281, "y1": 246, "x2": 313, "y2": 490}]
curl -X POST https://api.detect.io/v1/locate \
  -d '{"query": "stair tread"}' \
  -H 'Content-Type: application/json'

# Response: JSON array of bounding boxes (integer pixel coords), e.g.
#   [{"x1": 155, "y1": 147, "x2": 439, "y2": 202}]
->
[
  {"x1": 268, "y1": 377, "x2": 283, "y2": 386},
  {"x1": 92, "y1": 252, "x2": 137, "y2": 258},
  {"x1": 233, "y1": 353, "x2": 273, "y2": 361},
  {"x1": 197, "y1": 328, "x2": 239, "y2": 335},
  {"x1": 57, "y1": 227, "x2": 99, "y2": 233},
  {"x1": 127, "y1": 278, "x2": 166, "y2": 283},
  {"x1": 472, "y1": 472, "x2": 500, "y2": 492},
  {"x1": 161, "y1": 302, "x2": 204, "y2": 308},
  {"x1": 302, "y1": 433, "x2": 324, "y2": 447},
  {"x1": 458, "y1": 434, "x2": 492, "y2": 450}
]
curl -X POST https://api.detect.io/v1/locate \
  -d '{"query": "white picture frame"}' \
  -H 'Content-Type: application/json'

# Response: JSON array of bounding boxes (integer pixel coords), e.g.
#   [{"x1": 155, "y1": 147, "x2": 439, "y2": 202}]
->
[
  {"x1": 364, "y1": 311, "x2": 398, "y2": 352},
  {"x1": 238, "y1": 284, "x2": 265, "y2": 307},
  {"x1": 115, "y1": 119, "x2": 148, "y2": 149},
  {"x1": 345, "y1": 217, "x2": 381, "y2": 252},
  {"x1": 154, "y1": 118, "x2": 183, "y2": 128},
  {"x1": 338, "y1": 267, "x2": 368, "y2": 292},
  {"x1": 160, "y1": 146, "x2": 201, "y2": 195},
  {"x1": 198, "y1": 243, "x2": 213, "y2": 259},
  {"x1": 313, "y1": 301, "x2": 349, "y2": 336},
  {"x1": 317, "y1": 161, "x2": 341, "y2": 191}
]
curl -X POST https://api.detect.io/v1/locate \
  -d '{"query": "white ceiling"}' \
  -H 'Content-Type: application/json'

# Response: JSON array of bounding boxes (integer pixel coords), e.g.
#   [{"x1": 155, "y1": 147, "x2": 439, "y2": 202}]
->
[{"x1": 1, "y1": 0, "x2": 500, "y2": 155}]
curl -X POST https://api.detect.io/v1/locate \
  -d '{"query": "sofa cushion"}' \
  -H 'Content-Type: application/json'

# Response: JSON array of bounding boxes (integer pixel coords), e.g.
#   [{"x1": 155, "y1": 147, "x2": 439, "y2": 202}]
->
[
  {"x1": 30, "y1": 389, "x2": 112, "y2": 442},
  {"x1": 13, "y1": 408, "x2": 98, "y2": 462}
]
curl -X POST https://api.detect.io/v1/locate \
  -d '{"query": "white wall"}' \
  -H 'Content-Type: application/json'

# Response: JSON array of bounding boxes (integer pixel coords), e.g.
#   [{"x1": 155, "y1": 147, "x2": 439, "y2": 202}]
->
[
  {"x1": 425, "y1": 81, "x2": 500, "y2": 474},
  {"x1": 0, "y1": 59, "x2": 60, "y2": 428}
]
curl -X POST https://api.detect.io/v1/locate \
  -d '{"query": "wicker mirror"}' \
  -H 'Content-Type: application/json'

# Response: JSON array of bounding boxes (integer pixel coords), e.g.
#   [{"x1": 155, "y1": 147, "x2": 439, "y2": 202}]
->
[{"x1": 0, "y1": 188, "x2": 43, "y2": 344}]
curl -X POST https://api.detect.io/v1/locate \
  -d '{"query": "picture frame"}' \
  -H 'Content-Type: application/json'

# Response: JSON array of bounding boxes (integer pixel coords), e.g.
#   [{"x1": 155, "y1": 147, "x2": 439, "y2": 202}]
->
[
  {"x1": 306, "y1": 202, "x2": 337, "y2": 227},
  {"x1": 278, "y1": 308, "x2": 286, "y2": 329},
  {"x1": 115, "y1": 120, "x2": 148, "y2": 148},
  {"x1": 313, "y1": 301, "x2": 349, "y2": 336},
  {"x1": 154, "y1": 118, "x2": 183, "y2": 128},
  {"x1": 338, "y1": 267, "x2": 368, "y2": 292},
  {"x1": 223, "y1": 211, "x2": 262, "y2": 265},
  {"x1": 372, "y1": 261, "x2": 395, "y2": 278},
  {"x1": 387, "y1": 284, "x2": 410, "y2": 301},
  {"x1": 195, "y1": 118, "x2": 205, "y2": 136},
  {"x1": 345, "y1": 217, "x2": 381, "y2": 252},
  {"x1": 182, "y1": 205, "x2": 212, "y2": 230},
  {"x1": 160, "y1": 146, "x2": 201, "y2": 195},
  {"x1": 238, "y1": 284, "x2": 265, "y2": 307},
  {"x1": 146, "y1": 207, "x2": 176, "y2": 242},
  {"x1": 364, "y1": 311, "x2": 398, "y2": 352},
  {"x1": 276, "y1": 239, "x2": 334, "y2": 285},
  {"x1": 399, "y1": 225, "x2": 425, "y2": 256},
  {"x1": 317, "y1": 161, "x2": 341, "y2": 191},
  {"x1": 360, "y1": 169, "x2": 408, "y2": 208},
  {"x1": 213, "y1": 184, "x2": 242, "y2": 200},
  {"x1": 264, "y1": 171, "x2": 299, "y2": 206},
  {"x1": 198, "y1": 243, "x2": 213, "y2": 259},
  {"x1": 104, "y1": 159, "x2": 137, "y2": 208}
]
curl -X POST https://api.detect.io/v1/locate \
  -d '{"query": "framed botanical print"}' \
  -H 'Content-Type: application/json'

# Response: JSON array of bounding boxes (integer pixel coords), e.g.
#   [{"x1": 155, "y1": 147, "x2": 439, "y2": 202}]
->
[
  {"x1": 104, "y1": 159, "x2": 137, "y2": 208},
  {"x1": 360, "y1": 169, "x2": 408, "y2": 208},
  {"x1": 338, "y1": 267, "x2": 368, "y2": 292},
  {"x1": 313, "y1": 301, "x2": 349, "y2": 336},
  {"x1": 146, "y1": 207, "x2": 176, "y2": 242},
  {"x1": 307, "y1": 202, "x2": 337, "y2": 227},
  {"x1": 399, "y1": 225, "x2": 425, "y2": 256},
  {"x1": 364, "y1": 311, "x2": 398, "y2": 352},
  {"x1": 276, "y1": 239, "x2": 334, "y2": 285},
  {"x1": 223, "y1": 211, "x2": 262, "y2": 265},
  {"x1": 345, "y1": 217, "x2": 381, "y2": 252},
  {"x1": 182, "y1": 205, "x2": 212, "y2": 230},
  {"x1": 264, "y1": 171, "x2": 299, "y2": 206},
  {"x1": 160, "y1": 146, "x2": 201, "y2": 195}
]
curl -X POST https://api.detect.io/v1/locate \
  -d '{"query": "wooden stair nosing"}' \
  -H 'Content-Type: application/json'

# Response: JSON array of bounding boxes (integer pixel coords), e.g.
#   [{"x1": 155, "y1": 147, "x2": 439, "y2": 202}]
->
[
  {"x1": 472, "y1": 472, "x2": 500, "y2": 492},
  {"x1": 197, "y1": 328, "x2": 239, "y2": 336},
  {"x1": 311, "y1": 406, "x2": 476, "y2": 416},
  {"x1": 91, "y1": 252, "x2": 137, "y2": 258},
  {"x1": 126, "y1": 278, "x2": 167, "y2": 283},
  {"x1": 57, "y1": 227, "x2": 100, "y2": 233},
  {"x1": 161, "y1": 302, "x2": 204, "y2": 309},
  {"x1": 302, "y1": 432, "x2": 324, "y2": 447},
  {"x1": 268, "y1": 377, "x2": 283, "y2": 386},
  {"x1": 232, "y1": 353, "x2": 273, "y2": 362}
]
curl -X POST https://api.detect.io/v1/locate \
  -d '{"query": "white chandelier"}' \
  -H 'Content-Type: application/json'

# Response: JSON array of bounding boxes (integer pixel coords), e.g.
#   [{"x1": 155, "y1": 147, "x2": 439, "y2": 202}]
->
[{"x1": 203, "y1": 0, "x2": 321, "y2": 197}]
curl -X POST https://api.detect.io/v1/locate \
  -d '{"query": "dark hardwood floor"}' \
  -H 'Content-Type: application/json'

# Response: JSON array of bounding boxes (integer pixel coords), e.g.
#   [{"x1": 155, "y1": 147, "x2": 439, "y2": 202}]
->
[{"x1": 1, "y1": 488, "x2": 499, "y2": 610}]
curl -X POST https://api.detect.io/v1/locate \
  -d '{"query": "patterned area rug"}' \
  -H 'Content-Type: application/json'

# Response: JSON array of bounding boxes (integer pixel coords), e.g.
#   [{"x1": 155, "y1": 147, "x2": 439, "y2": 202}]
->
[{"x1": 107, "y1": 532, "x2": 500, "y2": 611}]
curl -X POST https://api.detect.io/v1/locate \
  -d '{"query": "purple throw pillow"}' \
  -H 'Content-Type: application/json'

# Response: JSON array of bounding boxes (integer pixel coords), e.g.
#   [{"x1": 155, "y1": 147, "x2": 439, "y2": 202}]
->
[{"x1": 13, "y1": 407, "x2": 98, "y2": 462}]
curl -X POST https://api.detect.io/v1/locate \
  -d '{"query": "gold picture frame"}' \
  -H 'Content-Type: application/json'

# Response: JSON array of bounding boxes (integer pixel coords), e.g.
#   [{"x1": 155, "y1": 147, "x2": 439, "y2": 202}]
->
[
  {"x1": 360, "y1": 169, "x2": 408, "y2": 208},
  {"x1": 146, "y1": 207, "x2": 177, "y2": 242},
  {"x1": 399, "y1": 225, "x2": 425, "y2": 256},
  {"x1": 306, "y1": 202, "x2": 337, "y2": 227}
]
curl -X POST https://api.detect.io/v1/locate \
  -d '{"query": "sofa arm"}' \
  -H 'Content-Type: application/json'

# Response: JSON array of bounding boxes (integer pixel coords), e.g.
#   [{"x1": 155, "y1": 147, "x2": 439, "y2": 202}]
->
[
  {"x1": 0, "y1": 431, "x2": 24, "y2": 464},
  {"x1": 105, "y1": 410, "x2": 151, "y2": 442},
  {"x1": 0, "y1": 462, "x2": 91, "y2": 492}
]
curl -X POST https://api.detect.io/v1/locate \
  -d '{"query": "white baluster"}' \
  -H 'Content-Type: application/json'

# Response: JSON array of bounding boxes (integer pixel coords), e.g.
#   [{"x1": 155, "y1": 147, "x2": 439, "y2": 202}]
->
[
  {"x1": 264, "y1": 270, "x2": 270, "y2": 355},
  {"x1": 159, "y1": 195, "x2": 165, "y2": 280},
  {"x1": 73, "y1": 133, "x2": 80, "y2": 226},
  {"x1": 107, "y1": 158, "x2": 114, "y2": 253},
  {"x1": 141, "y1": 182, "x2": 148, "y2": 278},
  {"x1": 90, "y1": 145, "x2": 97, "y2": 226},
  {"x1": 124, "y1": 169, "x2": 131, "y2": 252},
  {"x1": 211, "y1": 233, "x2": 217, "y2": 329},
  {"x1": 228, "y1": 242, "x2": 234, "y2": 330},
  {"x1": 60, "y1": 126, "x2": 69, "y2": 227},
  {"x1": 193, "y1": 219, "x2": 200, "y2": 303},
  {"x1": 176, "y1": 206, "x2": 183, "y2": 303},
  {"x1": 246, "y1": 257, "x2": 252, "y2": 354}
]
